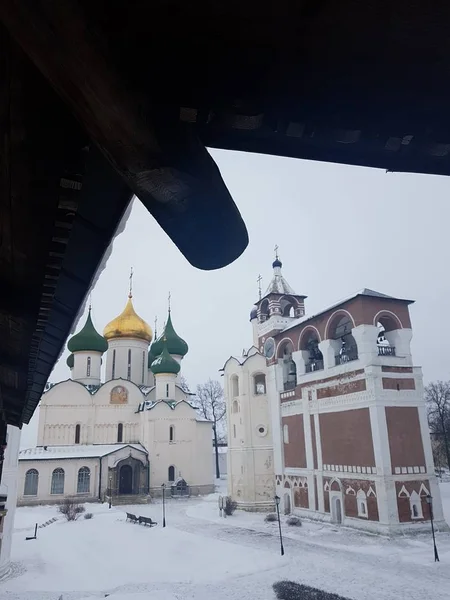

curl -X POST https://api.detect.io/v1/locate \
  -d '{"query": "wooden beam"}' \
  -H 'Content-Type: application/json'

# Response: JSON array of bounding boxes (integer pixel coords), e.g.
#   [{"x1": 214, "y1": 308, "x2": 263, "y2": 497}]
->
[{"x1": 0, "y1": 1, "x2": 248, "y2": 270}]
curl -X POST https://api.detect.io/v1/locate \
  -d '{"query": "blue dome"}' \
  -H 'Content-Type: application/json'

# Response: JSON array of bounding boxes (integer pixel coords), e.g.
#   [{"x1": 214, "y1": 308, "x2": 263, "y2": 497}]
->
[
  {"x1": 272, "y1": 258, "x2": 282, "y2": 268},
  {"x1": 250, "y1": 306, "x2": 258, "y2": 321}
]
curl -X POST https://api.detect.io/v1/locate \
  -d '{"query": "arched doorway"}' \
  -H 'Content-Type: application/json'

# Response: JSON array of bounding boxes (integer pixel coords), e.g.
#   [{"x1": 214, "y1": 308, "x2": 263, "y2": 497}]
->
[
  {"x1": 284, "y1": 492, "x2": 291, "y2": 515},
  {"x1": 119, "y1": 464, "x2": 133, "y2": 494},
  {"x1": 333, "y1": 497, "x2": 342, "y2": 524}
]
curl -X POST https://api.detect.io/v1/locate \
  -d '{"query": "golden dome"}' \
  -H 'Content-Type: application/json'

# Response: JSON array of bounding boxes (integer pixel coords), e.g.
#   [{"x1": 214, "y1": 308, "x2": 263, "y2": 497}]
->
[{"x1": 103, "y1": 295, "x2": 152, "y2": 342}]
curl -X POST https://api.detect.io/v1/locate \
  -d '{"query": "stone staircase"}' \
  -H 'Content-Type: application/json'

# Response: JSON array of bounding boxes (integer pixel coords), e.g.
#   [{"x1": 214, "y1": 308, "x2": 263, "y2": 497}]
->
[{"x1": 110, "y1": 494, "x2": 151, "y2": 506}]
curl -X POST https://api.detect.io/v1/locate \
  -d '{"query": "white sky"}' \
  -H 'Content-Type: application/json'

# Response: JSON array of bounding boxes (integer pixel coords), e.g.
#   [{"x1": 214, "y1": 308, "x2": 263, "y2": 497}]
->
[{"x1": 20, "y1": 149, "x2": 450, "y2": 446}]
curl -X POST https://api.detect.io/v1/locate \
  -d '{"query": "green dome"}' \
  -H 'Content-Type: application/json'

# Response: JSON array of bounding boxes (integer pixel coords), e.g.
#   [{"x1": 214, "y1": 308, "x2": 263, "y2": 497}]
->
[
  {"x1": 67, "y1": 310, "x2": 108, "y2": 354},
  {"x1": 151, "y1": 313, "x2": 188, "y2": 357},
  {"x1": 66, "y1": 354, "x2": 74, "y2": 369},
  {"x1": 151, "y1": 341, "x2": 181, "y2": 375}
]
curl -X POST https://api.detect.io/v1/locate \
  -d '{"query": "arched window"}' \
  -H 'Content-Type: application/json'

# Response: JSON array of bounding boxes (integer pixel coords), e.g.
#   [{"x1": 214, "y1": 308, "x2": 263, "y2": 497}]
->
[
  {"x1": 51, "y1": 468, "x2": 65, "y2": 495},
  {"x1": 410, "y1": 491, "x2": 423, "y2": 519},
  {"x1": 168, "y1": 465, "x2": 175, "y2": 482},
  {"x1": 112, "y1": 349, "x2": 116, "y2": 379},
  {"x1": 166, "y1": 383, "x2": 169, "y2": 398},
  {"x1": 86, "y1": 356, "x2": 91, "y2": 376},
  {"x1": 230, "y1": 375, "x2": 239, "y2": 397},
  {"x1": 232, "y1": 400, "x2": 239, "y2": 413},
  {"x1": 75, "y1": 424, "x2": 81, "y2": 444},
  {"x1": 127, "y1": 349, "x2": 132, "y2": 380},
  {"x1": 357, "y1": 489, "x2": 368, "y2": 518},
  {"x1": 376, "y1": 321, "x2": 396, "y2": 356},
  {"x1": 280, "y1": 296, "x2": 296, "y2": 317},
  {"x1": 328, "y1": 313, "x2": 358, "y2": 365},
  {"x1": 260, "y1": 299, "x2": 270, "y2": 322},
  {"x1": 169, "y1": 425, "x2": 175, "y2": 443},
  {"x1": 301, "y1": 332, "x2": 324, "y2": 372},
  {"x1": 253, "y1": 373, "x2": 266, "y2": 395},
  {"x1": 24, "y1": 469, "x2": 39, "y2": 496},
  {"x1": 283, "y1": 424, "x2": 289, "y2": 444},
  {"x1": 233, "y1": 424, "x2": 236, "y2": 438},
  {"x1": 77, "y1": 467, "x2": 90, "y2": 494},
  {"x1": 279, "y1": 341, "x2": 296, "y2": 390},
  {"x1": 117, "y1": 422, "x2": 123, "y2": 443}
]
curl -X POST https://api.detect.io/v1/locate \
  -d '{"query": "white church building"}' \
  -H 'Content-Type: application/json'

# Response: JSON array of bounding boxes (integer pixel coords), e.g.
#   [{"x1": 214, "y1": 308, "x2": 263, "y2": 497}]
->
[{"x1": 17, "y1": 293, "x2": 214, "y2": 505}]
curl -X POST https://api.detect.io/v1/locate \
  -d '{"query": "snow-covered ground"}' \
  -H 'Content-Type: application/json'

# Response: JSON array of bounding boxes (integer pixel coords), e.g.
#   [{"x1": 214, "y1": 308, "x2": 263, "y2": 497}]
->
[{"x1": 2, "y1": 481, "x2": 450, "y2": 600}]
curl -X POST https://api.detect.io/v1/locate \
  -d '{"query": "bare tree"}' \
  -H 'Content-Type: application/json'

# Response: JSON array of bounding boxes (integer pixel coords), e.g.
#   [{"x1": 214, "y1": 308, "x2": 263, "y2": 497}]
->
[
  {"x1": 179, "y1": 375, "x2": 191, "y2": 393},
  {"x1": 425, "y1": 381, "x2": 450, "y2": 470},
  {"x1": 195, "y1": 379, "x2": 226, "y2": 478}
]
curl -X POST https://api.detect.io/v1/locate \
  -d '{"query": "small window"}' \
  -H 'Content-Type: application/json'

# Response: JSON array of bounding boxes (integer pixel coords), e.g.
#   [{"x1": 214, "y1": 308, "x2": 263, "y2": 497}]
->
[
  {"x1": 51, "y1": 468, "x2": 65, "y2": 495},
  {"x1": 169, "y1": 425, "x2": 175, "y2": 443},
  {"x1": 127, "y1": 349, "x2": 132, "y2": 380},
  {"x1": 112, "y1": 349, "x2": 116, "y2": 379},
  {"x1": 86, "y1": 356, "x2": 91, "y2": 377},
  {"x1": 410, "y1": 491, "x2": 423, "y2": 519},
  {"x1": 75, "y1": 424, "x2": 81, "y2": 444},
  {"x1": 233, "y1": 424, "x2": 236, "y2": 438},
  {"x1": 166, "y1": 383, "x2": 169, "y2": 398},
  {"x1": 142, "y1": 350, "x2": 145, "y2": 384},
  {"x1": 254, "y1": 373, "x2": 266, "y2": 395},
  {"x1": 168, "y1": 465, "x2": 175, "y2": 482},
  {"x1": 283, "y1": 424, "x2": 289, "y2": 444},
  {"x1": 117, "y1": 422, "x2": 123, "y2": 443},
  {"x1": 231, "y1": 375, "x2": 239, "y2": 397},
  {"x1": 24, "y1": 469, "x2": 39, "y2": 496},
  {"x1": 77, "y1": 467, "x2": 90, "y2": 494},
  {"x1": 232, "y1": 400, "x2": 239, "y2": 414},
  {"x1": 357, "y1": 489, "x2": 367, "y2": 517}
]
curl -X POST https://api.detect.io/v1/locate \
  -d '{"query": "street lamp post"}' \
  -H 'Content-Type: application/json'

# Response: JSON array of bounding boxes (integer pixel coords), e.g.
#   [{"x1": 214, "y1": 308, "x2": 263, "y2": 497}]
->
[
  {"x1": 109, "y1": 476, "x2": 112, "y2": 509},
  {"x1": 425, "y1": 495, "x2": 439, "y2": 562},
  {"x1": 162, "y1": 483, "x2": 166, "y2": 527},
  {"x1": 274, "y1": 495, "x2": 285, "y2": 556}
]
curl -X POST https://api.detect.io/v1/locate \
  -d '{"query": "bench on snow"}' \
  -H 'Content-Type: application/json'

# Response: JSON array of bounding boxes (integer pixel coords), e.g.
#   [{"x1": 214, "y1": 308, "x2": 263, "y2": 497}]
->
[
  {"x1": 138, "y1": 516, "x2": 157, "y2": 527},
  {"x1": 126, "y1": 512, "x2": 139, "y2": 523}
]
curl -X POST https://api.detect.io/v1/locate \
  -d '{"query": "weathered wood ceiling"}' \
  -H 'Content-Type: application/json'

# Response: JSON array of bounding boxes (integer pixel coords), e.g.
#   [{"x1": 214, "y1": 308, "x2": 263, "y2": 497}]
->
[{"x1": 1, "y1": 0, "x2": 450, "y2": 430}]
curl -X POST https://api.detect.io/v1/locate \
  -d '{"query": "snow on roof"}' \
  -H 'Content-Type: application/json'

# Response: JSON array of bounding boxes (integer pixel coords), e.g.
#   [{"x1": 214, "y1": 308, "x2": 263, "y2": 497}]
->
[{"x1": 19, "y1": 443, "x2": 147, "y2": 461}]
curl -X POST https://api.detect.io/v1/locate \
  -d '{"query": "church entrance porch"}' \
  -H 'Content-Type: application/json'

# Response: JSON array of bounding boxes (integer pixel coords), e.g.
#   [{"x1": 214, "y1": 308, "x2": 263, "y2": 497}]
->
[{"x1": 108, "y1": 456, "x2": 149, "y2": 503}]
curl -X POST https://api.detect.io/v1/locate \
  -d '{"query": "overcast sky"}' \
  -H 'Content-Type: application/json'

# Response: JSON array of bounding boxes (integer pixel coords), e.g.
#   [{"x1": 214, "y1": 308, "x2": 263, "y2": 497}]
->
[{"x1": 20, "y1": 149, "x2": 450, "y2": 446}]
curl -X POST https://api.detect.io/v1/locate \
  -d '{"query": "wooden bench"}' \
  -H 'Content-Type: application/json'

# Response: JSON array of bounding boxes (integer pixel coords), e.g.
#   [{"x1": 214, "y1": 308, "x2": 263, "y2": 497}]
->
[
  {"x1": 126, "y1": 512, "x2": 139, "y2": 523},
  {"x1": 138, "y1": 516, "x2": 157, "y2": 527}
]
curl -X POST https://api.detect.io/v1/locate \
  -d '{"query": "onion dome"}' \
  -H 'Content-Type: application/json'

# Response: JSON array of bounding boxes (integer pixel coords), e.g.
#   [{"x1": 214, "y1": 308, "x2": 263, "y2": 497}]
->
[
  {"x1": 148, "y1": 344, "x2": 157, "y2": 369},
  {"x1": 151, "y1": 312, "x2": 188, "y2": 357},
  {"x1": 103, "y1": 295, "x2": 152, "y2": 342},
  {"x1": 151, "y1": 339, "x2": 181, "y2": 375},
  {"x1": 250, "y1": 306, "x2": 258, "y2": 321},
  {"x1": 67, "y1": 310, "x2": 108, "y2": 354},
  {"x1": 66, "y1": 354, "x2": 74, "y2": 369},
  {"x1": 272, "y1": 258, "x2": 282, "y2": 268}
]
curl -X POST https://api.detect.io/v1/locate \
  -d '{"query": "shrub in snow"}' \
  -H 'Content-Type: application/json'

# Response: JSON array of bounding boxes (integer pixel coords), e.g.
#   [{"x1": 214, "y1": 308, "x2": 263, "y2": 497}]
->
[
  {"x1": 273, "y1": 580, "x2": 351, "y2": 600},
  {"x1": 265, "y1": 512, "x2": 278, "y2": 522},
  {"x1": 58, "y1": 498, "x2": 86, "y2": 521},
  {"x1": 84, "y1": 512, "x2": 94, "y2": 520},
  {"x1": 223, "y1": 496, "x2": 237, "y2": 516},
  {"x1": 286, "y1": 516, "x2": 301, "y2": 527}
]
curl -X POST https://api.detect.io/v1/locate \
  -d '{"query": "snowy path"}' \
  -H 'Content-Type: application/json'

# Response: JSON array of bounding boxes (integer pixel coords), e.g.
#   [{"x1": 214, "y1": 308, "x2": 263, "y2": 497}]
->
[{"x1": 2, "y1": 484, "x2": 450, "y2": 600}]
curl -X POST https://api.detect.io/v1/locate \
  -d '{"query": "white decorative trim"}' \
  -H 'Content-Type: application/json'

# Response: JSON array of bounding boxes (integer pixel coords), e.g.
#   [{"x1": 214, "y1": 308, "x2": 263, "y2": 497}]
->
[
  {"x1": 398, "y1": 485, "x2": 410, "y2": 498},
  {"x1": 323, "y1": 464, "x2": 377, "y2": 475},
  {"x1": 394, "y1": 465, "x2": 425, "y2": 475},
  {"x1": 367, "y1": 486, "x2": 376, "y2": 498},
  {"x1": 324, "y1": 309, "x2": 356, "y2": 339},
  {"x1": 419, "y1": 483, "x2": 430, "y2": 497},
  {"x1": 373, "y1": 309, "x2": 403, "y2": 329},
  {"x1": 346, "y1": 486, "x2": 356, "y2": 496}
]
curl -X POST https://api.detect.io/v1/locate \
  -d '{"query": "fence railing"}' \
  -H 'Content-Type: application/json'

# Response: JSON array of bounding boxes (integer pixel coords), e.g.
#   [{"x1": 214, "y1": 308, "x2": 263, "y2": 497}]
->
[
  {"x1": 306, "y1": 360, "x2": 324, "y2": 373},
  {"x1": 378, "y1": 345, "x2": 396, "y2": 356},
  {"x1": 335, "y1": 347, "x2": 358, "y2": 366}
]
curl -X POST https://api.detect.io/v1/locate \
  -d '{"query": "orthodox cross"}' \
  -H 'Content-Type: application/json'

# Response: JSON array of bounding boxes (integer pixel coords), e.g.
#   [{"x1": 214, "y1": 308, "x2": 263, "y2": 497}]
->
[
  {"x1": 154, "y1": 316, "x2": 158, "y2": 338},
  {"x1": 168, "y1": 291, "x2": 171, "y2": 312},
  {"x1": 274, "y1": 244, "x2": 279, "y2": 260},
  {"x1": 257, "y1": 274, "x2": 262, "y2": 300},
  {"x1": 129, "y1": 266, "x2": 134, "y2": 297},
  {"x1": 88, "y1": 292, "x2": 92, "y2": 311}
]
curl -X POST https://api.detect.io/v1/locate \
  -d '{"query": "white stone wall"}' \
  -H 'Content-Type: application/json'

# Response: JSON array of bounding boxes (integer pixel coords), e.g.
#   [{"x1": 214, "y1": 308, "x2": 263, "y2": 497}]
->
[
  {"x1": 105, "y1": 337, "x2": 149, "y2": 386},
  {"x1": 0, "y1": 426, "x2": 21, "y2": 578},
  {"x1": 224, "y1": 352, "x2": 275, "y2": 509}
]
